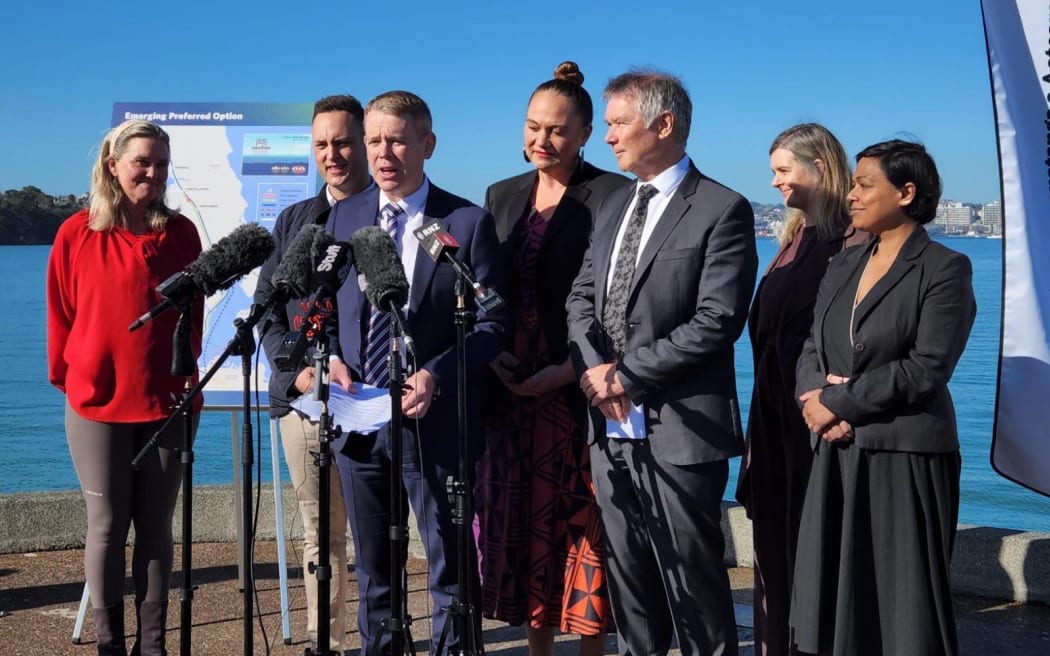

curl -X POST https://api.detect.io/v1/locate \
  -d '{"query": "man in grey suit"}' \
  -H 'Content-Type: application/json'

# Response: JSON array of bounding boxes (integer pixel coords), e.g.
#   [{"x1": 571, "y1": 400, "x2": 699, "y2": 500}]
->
[{"x1": 566, "y1": 70, "x2": 758, "y2": 656}]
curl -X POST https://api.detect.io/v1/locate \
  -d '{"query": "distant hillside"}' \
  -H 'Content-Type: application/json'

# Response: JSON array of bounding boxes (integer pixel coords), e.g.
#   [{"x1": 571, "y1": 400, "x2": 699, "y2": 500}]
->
[
  {"x1": 0, "y1": 187, "x2": 84, "y2": 245},
  {"x1": 0, "y1": 190, "x2": 787, "y2": 246}
]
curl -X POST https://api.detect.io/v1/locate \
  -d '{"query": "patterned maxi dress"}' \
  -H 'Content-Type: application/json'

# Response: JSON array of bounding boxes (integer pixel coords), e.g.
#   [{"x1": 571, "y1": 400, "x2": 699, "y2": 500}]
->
[{"x1": 476, "y1": 208, "x2": 612, "y2": 635}]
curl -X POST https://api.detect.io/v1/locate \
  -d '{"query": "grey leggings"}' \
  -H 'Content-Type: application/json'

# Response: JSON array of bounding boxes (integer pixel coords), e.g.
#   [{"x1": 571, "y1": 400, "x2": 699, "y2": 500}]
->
[{"x1": 65, "y1": 402, "x2": 195, "y2": 608}]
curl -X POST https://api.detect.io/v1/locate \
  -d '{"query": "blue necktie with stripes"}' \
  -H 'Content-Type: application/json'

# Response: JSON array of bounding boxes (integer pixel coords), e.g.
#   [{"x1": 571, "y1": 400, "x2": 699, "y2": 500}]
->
[{"x1": 363, "y1": 202, "x2": 404, "y2": 387}]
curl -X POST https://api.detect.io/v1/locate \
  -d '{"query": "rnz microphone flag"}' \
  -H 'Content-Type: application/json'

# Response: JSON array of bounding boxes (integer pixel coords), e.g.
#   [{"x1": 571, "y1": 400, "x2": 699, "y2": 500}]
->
[{"x1": 983, "y1": 0, "x2": 1050, "y2": 497}]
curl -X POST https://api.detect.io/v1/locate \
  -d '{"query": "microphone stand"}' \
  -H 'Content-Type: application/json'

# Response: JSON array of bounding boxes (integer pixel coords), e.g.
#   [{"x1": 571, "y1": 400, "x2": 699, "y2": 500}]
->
[
  {"x1": 134, "y1": 302, "x2": 275, "y2": 656},
  {"x1": 370, "y1": 310, "x2": 415, "y2": 656},
  {"x1": 305, "y1": 332, "x2": 340, "y2": 656},
  {"x1": 170, "y1": 303, "x2": 196, "y2": 656},
  {"x1": 435, "y1": 275, "x2": 482, "y2": 656}
]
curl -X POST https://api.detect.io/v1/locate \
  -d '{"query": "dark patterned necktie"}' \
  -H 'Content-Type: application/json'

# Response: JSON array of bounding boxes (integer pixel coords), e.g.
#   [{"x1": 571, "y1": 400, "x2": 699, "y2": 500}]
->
[
  {"x1": 363, "y1": 202, "x2": 404, "y2": 387},
  {"x1": 602, "y1": 184, "x2": 657, "y2": 356}
]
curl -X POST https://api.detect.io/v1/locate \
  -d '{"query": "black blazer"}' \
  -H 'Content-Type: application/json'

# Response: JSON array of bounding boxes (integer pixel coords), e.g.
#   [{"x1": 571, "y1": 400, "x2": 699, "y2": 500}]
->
[
  {"x1": 484, "y1": 161, "x2": 629, "y2": 366},
  {"x1": 795, "y1": 227, "x2": 976, "y2": 453}
]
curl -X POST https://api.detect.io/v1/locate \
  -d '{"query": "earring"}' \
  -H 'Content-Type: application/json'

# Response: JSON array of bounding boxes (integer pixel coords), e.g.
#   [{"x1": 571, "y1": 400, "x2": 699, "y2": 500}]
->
[
  {"x1": 577, "y1": 148, "x2": 585, "y2": 171},
  {"x1": 522, "y1": 147, "x2": 530, "y2": 164}
]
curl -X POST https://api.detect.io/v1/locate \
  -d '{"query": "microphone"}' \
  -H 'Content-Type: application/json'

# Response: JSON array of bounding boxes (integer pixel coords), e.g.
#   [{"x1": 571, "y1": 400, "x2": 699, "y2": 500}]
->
[
  {"x1": 413, "y1": 219, "x2": 504, "y2": 312},
  {"x1": 350, "y1": 226, "x2": 415, "y2": 357},
  {"x1": 271, "y1": 224, "x2": 324, "y2": 299},
  {"x1": 252, "y1": 224, "x2": 328, "y2": 329},
  {"x1": 274, "y1": 230, "x2": 354, "y2": 372},
  {"x1": 129, "y1": 223, "x2": 275, "y2": 331}
]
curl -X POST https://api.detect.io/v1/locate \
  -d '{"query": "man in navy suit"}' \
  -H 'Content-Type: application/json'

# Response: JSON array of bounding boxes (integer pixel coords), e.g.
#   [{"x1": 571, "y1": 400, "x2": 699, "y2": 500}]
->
[
  {"x1": 566, "y1": 70, "x2": 758, "y2": 656},
  {"x1": 326, "y1": 90, "x2": 508, "y2": 654}
]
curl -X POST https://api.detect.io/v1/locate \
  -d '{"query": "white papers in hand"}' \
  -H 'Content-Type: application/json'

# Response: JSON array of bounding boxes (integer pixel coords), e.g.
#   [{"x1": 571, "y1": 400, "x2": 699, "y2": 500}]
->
[
  {"x1": 606, "y1": 401, "x2": 646, "y2": 440},
  {"x1": 291, "y1": 384, "x2": 393, "y2": 434}
]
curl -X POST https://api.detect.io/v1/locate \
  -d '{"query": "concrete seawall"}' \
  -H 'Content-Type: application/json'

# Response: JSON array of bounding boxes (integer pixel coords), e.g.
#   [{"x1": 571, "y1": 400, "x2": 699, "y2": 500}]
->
[{"x1": 2, "y1": 485, "x2": 1047, "y2": 605}]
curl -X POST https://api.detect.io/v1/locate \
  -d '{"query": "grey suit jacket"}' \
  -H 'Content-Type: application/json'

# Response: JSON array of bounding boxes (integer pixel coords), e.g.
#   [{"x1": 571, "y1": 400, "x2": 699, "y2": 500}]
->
[
  {"x1": 795, "y1": 227, "x2": 976, "y2": 453},
  {"x1": 566, "y1": 162, "x2": 758, "y2": 465}
]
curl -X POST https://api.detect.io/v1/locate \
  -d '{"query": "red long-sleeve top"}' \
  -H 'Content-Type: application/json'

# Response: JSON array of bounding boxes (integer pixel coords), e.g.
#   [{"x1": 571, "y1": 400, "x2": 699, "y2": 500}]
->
[{"x1": 47, "y1": 209, "x2": 204, "y2": 422}]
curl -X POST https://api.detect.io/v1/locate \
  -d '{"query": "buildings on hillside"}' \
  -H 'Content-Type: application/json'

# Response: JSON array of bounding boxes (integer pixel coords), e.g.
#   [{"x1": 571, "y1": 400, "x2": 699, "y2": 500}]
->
[{"x1": 754, "y1": 199, "x2": 1004, "y2": 238}]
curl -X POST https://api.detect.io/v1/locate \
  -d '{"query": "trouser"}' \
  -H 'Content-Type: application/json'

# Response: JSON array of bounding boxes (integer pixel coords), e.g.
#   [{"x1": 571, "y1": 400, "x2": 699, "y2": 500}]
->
[
  {"x1": 280, "y1": 412, "x2": 350, "y2": 651},
  {"x1": 66, "y1": 402, "x2": 194, "y2": 655},
  {"x1": 590, "y1": 437, "x2": 738, "y2": 656}
]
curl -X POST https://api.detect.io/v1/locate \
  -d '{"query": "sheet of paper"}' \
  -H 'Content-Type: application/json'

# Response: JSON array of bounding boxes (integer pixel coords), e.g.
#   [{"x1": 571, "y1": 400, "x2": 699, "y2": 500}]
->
[
  {"x1": 292, "y1": 383, "x2": 393, "y2": 434},
  {"x1": 605, "y1": 401, "x2": 647, "y2": 439}
]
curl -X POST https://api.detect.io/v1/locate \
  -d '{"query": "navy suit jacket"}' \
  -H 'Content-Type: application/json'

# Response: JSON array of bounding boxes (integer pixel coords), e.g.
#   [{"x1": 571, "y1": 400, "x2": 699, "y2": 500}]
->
[
  {"x1": 566, "y1": 162, "x2": 758, "y2": 465},
  {"x1": 795, "y1": 227, "x2": 976, "y2": 453},
  {"x1": 326, "y1": 183, "x2": 509, "y2": 467}
]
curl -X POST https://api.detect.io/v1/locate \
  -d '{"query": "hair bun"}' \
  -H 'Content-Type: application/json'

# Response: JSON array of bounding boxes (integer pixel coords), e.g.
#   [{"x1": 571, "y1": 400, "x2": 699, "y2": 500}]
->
[{"x1": 553, "y1": 61, "x2": 584, "y2": 86}]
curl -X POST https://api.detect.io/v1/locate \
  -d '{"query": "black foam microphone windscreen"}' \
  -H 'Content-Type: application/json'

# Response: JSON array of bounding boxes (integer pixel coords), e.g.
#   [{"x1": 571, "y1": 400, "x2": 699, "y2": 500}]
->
[
  {"x1": 350, "y1": 226, "x2": 410, "y2": 310},
  {"x1": 272, "y1": 224, "x2": 324, "y2": 298},
  {"x1": 131, "y1": 223, "x2": 276, "y2": 331},
  {"x1": 186, "y1": 223, "x2": 275, "y2": 296}
]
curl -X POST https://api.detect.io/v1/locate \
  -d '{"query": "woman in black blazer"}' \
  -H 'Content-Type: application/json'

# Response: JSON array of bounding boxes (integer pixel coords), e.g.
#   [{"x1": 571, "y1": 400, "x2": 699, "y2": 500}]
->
[
  {"x1": 475, "y1": 61, "x2": 627, "y2": 656},
  {"x1": 791, "y1": 140, "x2": 976, "y2": 655}
]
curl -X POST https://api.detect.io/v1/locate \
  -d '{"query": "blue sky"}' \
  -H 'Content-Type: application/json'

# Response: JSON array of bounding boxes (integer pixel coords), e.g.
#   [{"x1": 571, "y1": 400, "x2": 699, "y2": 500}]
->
[{"x1": 1, "y1": 0, "x2": 998, "y2": 207}]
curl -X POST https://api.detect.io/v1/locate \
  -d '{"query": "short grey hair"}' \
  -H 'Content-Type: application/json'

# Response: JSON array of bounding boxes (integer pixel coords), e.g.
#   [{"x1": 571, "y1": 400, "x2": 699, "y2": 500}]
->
[{"x1": 604, "y1": 69, "x2": 692, "y2": 146}]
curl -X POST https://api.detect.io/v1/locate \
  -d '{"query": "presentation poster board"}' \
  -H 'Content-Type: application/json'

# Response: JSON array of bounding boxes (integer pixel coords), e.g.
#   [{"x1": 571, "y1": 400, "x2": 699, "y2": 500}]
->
[{"x1": 111, "y1": 102, "x2": 316, "y2": 392}]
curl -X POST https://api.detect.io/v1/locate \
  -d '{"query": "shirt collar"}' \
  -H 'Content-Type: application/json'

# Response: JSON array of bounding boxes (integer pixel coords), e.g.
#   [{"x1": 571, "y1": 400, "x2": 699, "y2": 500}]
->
[
  {"x1": 379, "y1": 177, "x2": 429, "y2": 219},
  {"x1": 638, "y1": 154, "x2": 689, "y2": 198}
]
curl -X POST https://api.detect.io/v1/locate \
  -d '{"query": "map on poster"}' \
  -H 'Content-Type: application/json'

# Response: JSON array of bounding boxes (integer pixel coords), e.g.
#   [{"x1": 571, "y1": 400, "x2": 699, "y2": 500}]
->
[{"x1": 112, "y1": 102, "x2": 316, "y2": 393}]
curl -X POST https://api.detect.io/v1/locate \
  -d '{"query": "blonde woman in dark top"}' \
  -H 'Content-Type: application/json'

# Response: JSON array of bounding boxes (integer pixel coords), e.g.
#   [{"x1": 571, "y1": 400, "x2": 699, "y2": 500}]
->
[{"x1": 736, "y1": 123, "x2": 861, "y2": 656}]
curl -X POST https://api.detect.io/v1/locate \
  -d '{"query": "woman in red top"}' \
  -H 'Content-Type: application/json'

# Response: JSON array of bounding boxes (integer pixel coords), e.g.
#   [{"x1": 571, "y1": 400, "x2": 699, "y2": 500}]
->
[{"x1": 47, "y1": 119, "x2": 202, "y2": 656}]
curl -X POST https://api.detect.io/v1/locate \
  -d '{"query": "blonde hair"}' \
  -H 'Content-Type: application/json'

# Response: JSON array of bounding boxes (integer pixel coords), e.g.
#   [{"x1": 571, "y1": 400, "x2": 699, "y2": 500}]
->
[
  {"x1": 769, "y1": 123, "x2": 851, "y2": 246},
  {"x1": 88, "y1": 119, "x2": 176, "y2": 232},
  {"x1": 365, "y1": 91, "x2": 432, "y2": 138}
]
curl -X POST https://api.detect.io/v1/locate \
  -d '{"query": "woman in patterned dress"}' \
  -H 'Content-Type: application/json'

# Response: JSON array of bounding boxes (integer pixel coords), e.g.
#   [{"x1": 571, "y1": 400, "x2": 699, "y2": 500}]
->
[{"x1": 475, "y1": 61, "x2": 628, "y2": 656}]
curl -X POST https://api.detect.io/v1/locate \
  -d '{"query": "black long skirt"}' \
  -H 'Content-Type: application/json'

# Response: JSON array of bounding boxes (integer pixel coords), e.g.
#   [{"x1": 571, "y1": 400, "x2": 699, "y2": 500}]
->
[{"x1": 789, "y1": 439, "x2": 961, "y2": 656}]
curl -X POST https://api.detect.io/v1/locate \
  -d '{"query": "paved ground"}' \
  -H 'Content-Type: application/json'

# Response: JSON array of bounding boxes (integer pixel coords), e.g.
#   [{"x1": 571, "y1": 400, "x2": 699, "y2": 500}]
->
[{"x1": 0, "y1": 541, "x2": 1048, "y2": 655}]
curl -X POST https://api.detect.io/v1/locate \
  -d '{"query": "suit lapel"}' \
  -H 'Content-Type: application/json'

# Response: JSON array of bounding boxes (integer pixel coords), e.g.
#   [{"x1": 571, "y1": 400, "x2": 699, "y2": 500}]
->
[
  {"x1": 495, "y1": 174, "x2": 534, "y2": 242},
  {"x1": 815, "y1": 243, "x2": 870, "y2": 373},
  {"x1": 625, "y1": 166, "x2": 700, "y2": 302},
  {"x1": 543, "y1": 183, "x2": 591, "y2": 249},
  {"x1": 852, "y1": 228, "x2": 929, "y2": 326},
  {"x1": 594, "y1": 187, "x2": 633, "y2": 316},
  {"x1": 409, "y1": 187, "x2": 447, "y2": 311}
]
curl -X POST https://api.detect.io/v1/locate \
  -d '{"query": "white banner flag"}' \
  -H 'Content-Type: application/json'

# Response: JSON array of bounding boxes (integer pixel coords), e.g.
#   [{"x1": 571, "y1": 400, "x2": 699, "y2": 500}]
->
[{"x1": 983, "y1": 0, "x2": 1050, "y2": 497}]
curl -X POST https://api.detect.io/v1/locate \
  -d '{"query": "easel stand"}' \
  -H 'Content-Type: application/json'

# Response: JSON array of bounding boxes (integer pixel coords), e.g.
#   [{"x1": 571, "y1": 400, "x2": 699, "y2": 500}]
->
[
  {"x1": 370, "y1": 321, "x2": 415, "y2": 656},
  {"x1": 435, "y1": 277, "x2": 482, "y2": 656}
]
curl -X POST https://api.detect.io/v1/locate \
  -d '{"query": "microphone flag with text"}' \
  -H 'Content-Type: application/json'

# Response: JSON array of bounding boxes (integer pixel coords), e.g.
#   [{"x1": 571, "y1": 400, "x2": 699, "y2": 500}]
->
[
  {"x1": 129, "y1": 223, "x2": 275, "y2": 331},
  {"x1": 350, "y1": 225, "x2": 415, "y2": 357},
  {"x1": 273, "y1": 226, "x2": 353, "y2": 372},
  {"x1": 413, "y1": 219, "x2": 504, "y2": 312}
]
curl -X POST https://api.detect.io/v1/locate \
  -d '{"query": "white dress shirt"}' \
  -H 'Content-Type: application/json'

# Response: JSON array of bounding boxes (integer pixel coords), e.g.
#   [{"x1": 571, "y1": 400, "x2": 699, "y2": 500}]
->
[
  {"x1": 377, "y1": 177, "x2": 430, "y2": 300},
  {"x1": 605, "y1": 155, "x2": 690, "y2": 294}
]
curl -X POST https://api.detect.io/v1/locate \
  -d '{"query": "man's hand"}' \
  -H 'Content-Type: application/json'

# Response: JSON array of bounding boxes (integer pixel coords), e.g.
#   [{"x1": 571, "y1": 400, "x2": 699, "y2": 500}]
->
[
  {"x1": 580, "y1": 363, "x2": 625, "y2": 405},
  {"x1": 598, "y1": 394, "x2": 631, "y2": 423},
  {"x1": 402, "y1": 369, "x2": 436, "y2": 419},
  {"x1": 293, "y1": 367, "x2": 315, "y2": 395},
  {"x1": 329, "y1": 359, "x2": 355, "y2": 393}
]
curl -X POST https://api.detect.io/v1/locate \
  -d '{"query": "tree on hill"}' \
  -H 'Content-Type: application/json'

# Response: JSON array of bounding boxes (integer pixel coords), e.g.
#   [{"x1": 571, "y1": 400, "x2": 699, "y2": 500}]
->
[{"x1": 0, "y1": 187, "x2": 84, "y2": 245}]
